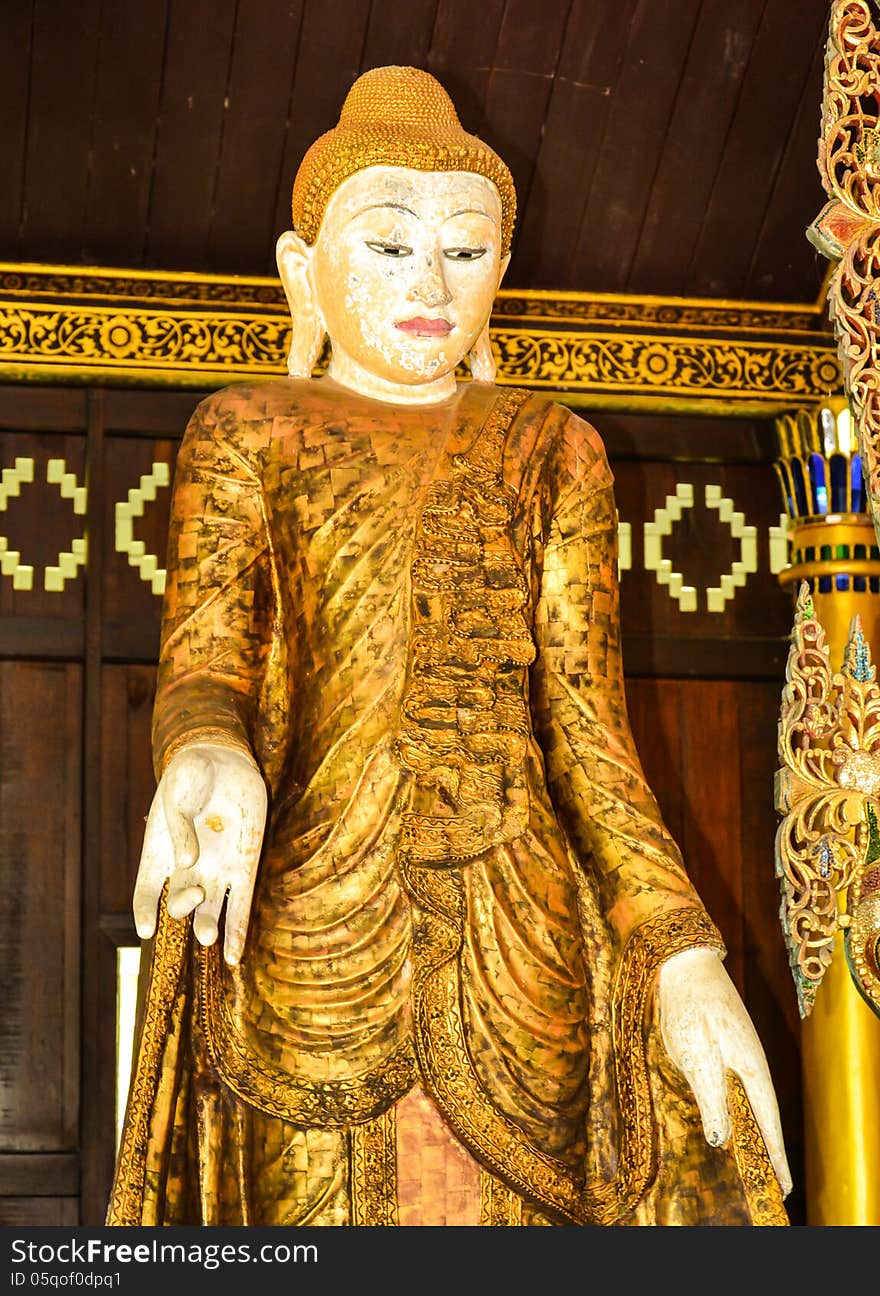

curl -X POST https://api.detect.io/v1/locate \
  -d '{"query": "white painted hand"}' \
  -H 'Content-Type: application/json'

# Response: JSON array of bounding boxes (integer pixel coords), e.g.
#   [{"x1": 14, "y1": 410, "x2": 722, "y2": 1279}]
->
[
  {"x1": 132, "y1": 742, "x2": 268, "y2": 965},
  {"x1": 658, "y1": 945, "x2": 793, "y2": 1198}
]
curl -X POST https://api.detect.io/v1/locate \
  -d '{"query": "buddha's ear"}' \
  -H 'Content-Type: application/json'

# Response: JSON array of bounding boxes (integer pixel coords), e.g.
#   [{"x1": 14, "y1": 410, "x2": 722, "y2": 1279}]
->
[
  {"x1": 276, "y1": 230, "x2": 326, "y2": 379},
  {"x1": 468, "y1": 252, "x2": 510, "y2": 384}
]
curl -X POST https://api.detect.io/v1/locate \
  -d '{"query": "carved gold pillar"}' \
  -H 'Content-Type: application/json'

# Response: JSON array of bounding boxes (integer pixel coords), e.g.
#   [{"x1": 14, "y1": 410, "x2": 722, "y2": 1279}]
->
[{"x1": 775, "y1": 398, "x2": 880, "y2": 1224}]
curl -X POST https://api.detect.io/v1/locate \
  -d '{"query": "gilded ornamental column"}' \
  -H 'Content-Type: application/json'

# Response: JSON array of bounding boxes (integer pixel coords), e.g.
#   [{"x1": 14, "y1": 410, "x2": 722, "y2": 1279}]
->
[
  {"x1": 773, "y1": 397, "x2": 880, "y2": 1224},
  {"x1": 787, "y1": 0, "x2": 880, "y2": 1225}
]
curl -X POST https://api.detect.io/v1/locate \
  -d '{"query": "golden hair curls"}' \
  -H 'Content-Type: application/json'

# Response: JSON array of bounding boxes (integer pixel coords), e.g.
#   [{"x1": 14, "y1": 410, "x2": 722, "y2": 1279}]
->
[{"x1": 291, "y1": 65, "x2": 516, "y2": 256}]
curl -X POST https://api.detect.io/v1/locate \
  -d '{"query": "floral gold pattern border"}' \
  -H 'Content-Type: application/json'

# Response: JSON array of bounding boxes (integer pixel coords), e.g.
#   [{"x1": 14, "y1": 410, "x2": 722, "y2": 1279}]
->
[
  {"x1": 350, "y1": 1109, "x2": 399, "y2": 1226},
  {"x1": 106, "y1": 894, "x2": 189, "y2": 1226},
  {"x1": 0, "y1": 262, "x2": 842, "y2": 414},
  {"x1": 727, "y1": 1073, "x2": 790, "y2": 1225}
]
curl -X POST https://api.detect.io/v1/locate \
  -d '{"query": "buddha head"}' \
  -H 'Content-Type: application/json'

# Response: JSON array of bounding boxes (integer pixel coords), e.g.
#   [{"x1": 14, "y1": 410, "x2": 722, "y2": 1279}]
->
[{"x1": 277, "y1": 65, "x2": 516, "y2": 403}]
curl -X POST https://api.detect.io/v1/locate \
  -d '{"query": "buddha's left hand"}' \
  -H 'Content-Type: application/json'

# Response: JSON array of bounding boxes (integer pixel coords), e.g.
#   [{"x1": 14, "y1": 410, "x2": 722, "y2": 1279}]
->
[{"x1": 658, "y1": 945, "x2": 793, "y2": 1197}]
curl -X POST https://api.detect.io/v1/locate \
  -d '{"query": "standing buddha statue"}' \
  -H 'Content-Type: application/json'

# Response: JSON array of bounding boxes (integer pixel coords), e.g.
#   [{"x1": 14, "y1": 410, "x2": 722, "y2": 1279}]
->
[{"x1": 108, "y1": 65, "x2": 791, "y2": 1227}]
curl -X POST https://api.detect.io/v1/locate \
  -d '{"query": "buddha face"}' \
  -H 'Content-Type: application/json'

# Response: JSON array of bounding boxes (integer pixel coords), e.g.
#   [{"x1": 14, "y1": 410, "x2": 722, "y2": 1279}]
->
[{"x1": 308, "y1": 165, "x2": 506, "y2": 390}]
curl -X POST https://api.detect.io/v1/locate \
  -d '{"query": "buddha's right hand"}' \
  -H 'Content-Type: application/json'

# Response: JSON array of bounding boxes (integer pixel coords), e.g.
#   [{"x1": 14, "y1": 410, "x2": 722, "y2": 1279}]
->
[{"x1": 132, "y1": 742, "x2": 268, "y2": 965}]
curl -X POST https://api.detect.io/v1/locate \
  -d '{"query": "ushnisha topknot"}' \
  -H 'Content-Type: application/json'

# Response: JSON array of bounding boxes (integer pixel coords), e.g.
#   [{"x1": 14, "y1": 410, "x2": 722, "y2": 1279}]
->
[{"x1": 291, "y1": 65, "x2": 516, "y2": 255}]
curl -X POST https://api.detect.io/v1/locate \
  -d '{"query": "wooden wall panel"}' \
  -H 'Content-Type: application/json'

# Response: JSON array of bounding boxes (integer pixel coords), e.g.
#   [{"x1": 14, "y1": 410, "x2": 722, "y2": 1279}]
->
[
  {"x1": 207, "y1": 0, "x2": 307, "y2": 272},
  {"x1": 102, "y1": 436, "x2": 177, "y2": 662},
  {"x1": 745, "y1": 29, "x2": 828, "y2": 301},
  {"x1": 100, "y1": 665, "x2": 157, "y2": 921},
  {"x1": 478, "y1": 0, "x2": 572, "y2": 236},
  {"x1": 268, "y1": 0, "x2": 375, "y2": 257},
  {"x1": 570, "y1": 0, "x2": 704, "y2": 293},
  {"x1": 425, "y1": 0, "x2": 507, "y2": 132},
  {"x1": 82, "y1": 2, "x2": 170, "y2": 267},
  {"x1": 104, "y1": 389, "x2": 203, "y2": 439},
  {"x1": 0, "y1": 433, "x2": 86, "y2": 622},
  {"x1": 0, "y1": 661, "x2": 81, "y2": 1153},
  {"x1": 362, "y1": 0, "x2": 439, "y2": 70},
  {"x1": 626, "y1": 0, "x2": 768, "y2": 296},
  {"x1": 0, "y1": 1199, "x2": 79, "y2": 1225},
  {"x1": 688, "y1": 0, "x2": 828, "y2": 298},
  {"x1": 0, "y1": 388, "x2": 88, "y2": 436},
  {"x1": 626, "y1": 674, "x2": 805, "y2": 1221},
  {"x1": 684, "y1": 680, "x2": 748, "y2": 986},
  {"x1": 626, "y1": 679, "x2": 746, "y2": 981},
  {"x1": 513, "y1": 0, "x2": 639, "y2": 287},
  {"x1": 0, "y1": 0, "x2": 833, "y2": 301},
  {"x1": 614, "y1": 455, "x2": 792, "y2": 652},
  {"x1": 0, "y1": 0, "x2": 33, "y2": 253},
  {"x1": 145, "y1": 0, "x2": 240, "y2": 267},
  {"x1": 0, "y1": 1152, "x2": 79, "y2": 1196},
  {"x1": 19, "y1": 0, "x2": 102, "y2": 261}
]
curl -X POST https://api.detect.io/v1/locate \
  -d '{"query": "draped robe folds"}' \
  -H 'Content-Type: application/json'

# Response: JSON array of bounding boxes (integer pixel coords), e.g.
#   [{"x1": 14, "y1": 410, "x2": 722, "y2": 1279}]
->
[{"x1": 108, "y1": 378, "x2": 788, "y2": 1227}]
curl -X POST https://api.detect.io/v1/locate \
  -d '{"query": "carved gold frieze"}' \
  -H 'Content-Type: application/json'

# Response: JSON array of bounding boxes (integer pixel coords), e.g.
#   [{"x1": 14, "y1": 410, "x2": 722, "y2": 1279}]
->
[
  {"x1": 0, "y1": 302, "x2": 289, "y2": 378},
  {"x1": 492, "y1": 330, "x2": 839, "y2": 409},
  {"x1": 0, "y1": 262, "x2": 841, "y2": 413}
]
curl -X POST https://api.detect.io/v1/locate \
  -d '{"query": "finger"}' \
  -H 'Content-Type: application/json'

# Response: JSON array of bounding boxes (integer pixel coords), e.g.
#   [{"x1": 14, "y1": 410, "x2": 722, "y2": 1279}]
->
[
  {"x1": 165, "y1": 747, "x2": 215, "y2": 817},
  {"x1": 223, "y1": 879, "x2": 256, "y2": 966},
  {"x1": 192, "y1": 883, "x2": 226, "y2": 948},
  {"x1": 166, "y1": 868, "x2": 206, "y2": 920},
  {"x1": 163, "y1": 800, "x2": 201, "y2": 871},
  {"x1": 684, "y1": 1041, "x2": 731, "y2": 1149},
  {"x1": 733, "y1": 1065, "x2": 793, "y2": 1197},
  {"x1": 222, "y1": 808, "x2": 266, "y2": 965},
  {"x1": 162, "y1": 752, "x2": 215, "y2": 870},
  {"x1": 132, "y1": 795, "x2": 174, "y2": 939}
]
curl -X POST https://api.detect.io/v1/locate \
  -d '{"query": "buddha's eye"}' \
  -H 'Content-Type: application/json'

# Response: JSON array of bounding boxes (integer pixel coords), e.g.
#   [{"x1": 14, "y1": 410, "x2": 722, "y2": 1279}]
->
[
  {"x1": 443, "y1": 247, "x2": 487, "y2": 261},
  {"x1": 365, "y1": 240, "x2": 413, "y2": 258}
]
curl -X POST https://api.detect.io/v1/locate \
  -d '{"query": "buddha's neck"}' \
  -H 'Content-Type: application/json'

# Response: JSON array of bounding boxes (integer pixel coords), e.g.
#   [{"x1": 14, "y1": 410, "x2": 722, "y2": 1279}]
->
[{"x1": 325, "y1": 346, "x2": 458, "y2": 406}]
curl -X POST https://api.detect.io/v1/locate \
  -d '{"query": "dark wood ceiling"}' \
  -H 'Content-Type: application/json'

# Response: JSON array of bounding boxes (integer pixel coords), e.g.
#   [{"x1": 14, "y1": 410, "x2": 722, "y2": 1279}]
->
[{"x1": 0, "y1": 0, "x2": 832, "y2": 301}]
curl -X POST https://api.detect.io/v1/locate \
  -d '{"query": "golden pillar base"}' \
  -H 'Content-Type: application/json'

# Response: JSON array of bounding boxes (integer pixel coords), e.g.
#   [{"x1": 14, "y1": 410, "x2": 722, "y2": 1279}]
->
[{"x1": 801, "y1": 930, "x2": 880, "y2": 1224}]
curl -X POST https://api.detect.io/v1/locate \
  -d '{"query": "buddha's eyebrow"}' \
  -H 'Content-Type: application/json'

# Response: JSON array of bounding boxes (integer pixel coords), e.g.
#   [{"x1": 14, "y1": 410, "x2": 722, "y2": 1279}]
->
[
  {"x1": 447, "y1": 208, "x2": 496, "y2": 223},
  {"x1": 355, "y1": 202, "x2": 418, "y2": 218}
]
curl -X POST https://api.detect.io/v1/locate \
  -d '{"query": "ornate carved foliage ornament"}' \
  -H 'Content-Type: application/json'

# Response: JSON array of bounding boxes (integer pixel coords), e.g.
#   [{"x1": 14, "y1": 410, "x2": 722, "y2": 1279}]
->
[
  {"x1": 810, "y1": 0, "x2": 880, "y2": 519},
  {"x1": 785, "y1": 0, "x2": 880, "y2": 1021},
  {"x1": 775, "y1": 583, "x2": 880, "y2": 1017}
]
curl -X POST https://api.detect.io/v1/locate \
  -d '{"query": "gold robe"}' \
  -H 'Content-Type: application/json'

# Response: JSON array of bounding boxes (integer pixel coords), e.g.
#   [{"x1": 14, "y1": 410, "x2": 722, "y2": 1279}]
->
[{"x1": 108, "y1": 377, "x2": 787, "y2": 1226}]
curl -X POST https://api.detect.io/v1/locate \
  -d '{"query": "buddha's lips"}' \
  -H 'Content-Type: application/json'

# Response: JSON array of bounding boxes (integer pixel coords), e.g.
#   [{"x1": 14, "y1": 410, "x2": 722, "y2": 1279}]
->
[{"x1": 395, "y1": 317, "x2": 453, "y2": 336}]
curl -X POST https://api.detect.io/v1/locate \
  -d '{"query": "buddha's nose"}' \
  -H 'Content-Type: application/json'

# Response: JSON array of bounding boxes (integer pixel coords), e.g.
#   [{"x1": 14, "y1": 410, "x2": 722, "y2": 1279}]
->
[{"x1": 409, "y1": 253, "x2": 452, "y2": 308}]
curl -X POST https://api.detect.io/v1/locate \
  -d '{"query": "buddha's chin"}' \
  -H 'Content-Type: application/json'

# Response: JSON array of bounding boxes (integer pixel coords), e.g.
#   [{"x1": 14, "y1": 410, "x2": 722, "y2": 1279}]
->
[
  {"x1": 325, "y1": 337, "x2": 464, "y2": 396},
  {"x1": 369, "y1": 353, "x2": 460, "y2": 386},
  {"x1": 373, "y1": 370, "x2": 459, "y2": 392}
]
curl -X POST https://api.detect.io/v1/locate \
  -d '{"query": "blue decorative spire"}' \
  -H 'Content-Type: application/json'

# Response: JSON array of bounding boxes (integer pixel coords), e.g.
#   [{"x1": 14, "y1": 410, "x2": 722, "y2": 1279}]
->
[{"x1": 842, "y1": 614, "x2": 875, "y2": 683}]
